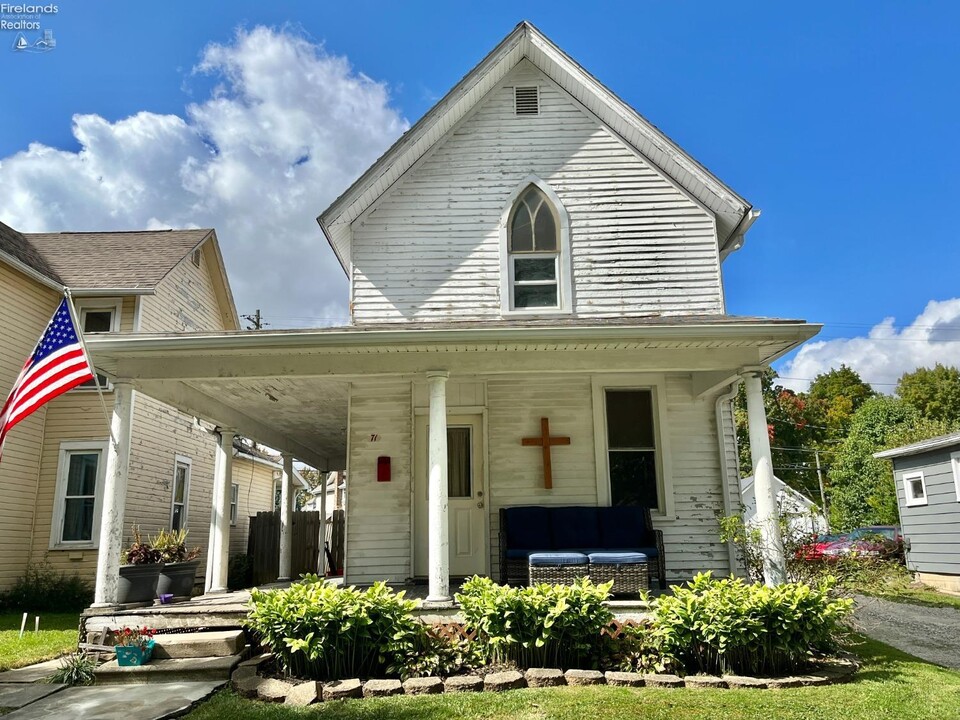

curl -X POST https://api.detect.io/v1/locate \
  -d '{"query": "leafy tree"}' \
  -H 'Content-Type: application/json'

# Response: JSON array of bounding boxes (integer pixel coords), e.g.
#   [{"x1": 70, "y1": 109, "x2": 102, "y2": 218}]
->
[
  {"x1": 827, "y1": 396, "x2": 919, "y2": 531},
  {"x1": 896, "y1": 364, "x2": 960, "y2": 426},
  {"x1": 807, "y1": 365, "x2": 876, "y2": 435}
]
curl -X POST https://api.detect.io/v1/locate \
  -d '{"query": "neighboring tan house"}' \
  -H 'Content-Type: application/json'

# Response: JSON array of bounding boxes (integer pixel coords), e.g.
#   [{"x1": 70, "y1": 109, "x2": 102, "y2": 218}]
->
[
  {"x1": 86, "y1": 22, "x2": 820, "y2": 603},
  {"x1": 875, "y1": 432, "x2": 960, "y2": 592},
  {"x1": 0, "y1": 220, "x2": 275, "y2": 592}
]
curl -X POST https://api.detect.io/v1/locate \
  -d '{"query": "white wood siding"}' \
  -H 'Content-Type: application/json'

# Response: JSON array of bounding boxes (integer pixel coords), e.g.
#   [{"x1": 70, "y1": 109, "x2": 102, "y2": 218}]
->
[
  {"x1": 138, "y1": 247, "x2": 228, "y2": 333},
  {"x1": 230, "y1": 457, "x2": 276, "y2": 557},
  {"x1": 345, "y1": 380, "x2": 414, "y2": 585},
  {"x1": 344, "y1": 372, "x2": 734, "y2": 584},
  {"x1": 351, "y1": 61, "x2": 721, "y2": 324},
  {"x1": 0, "y1": 264, "x2": 59, "y2": 588}
]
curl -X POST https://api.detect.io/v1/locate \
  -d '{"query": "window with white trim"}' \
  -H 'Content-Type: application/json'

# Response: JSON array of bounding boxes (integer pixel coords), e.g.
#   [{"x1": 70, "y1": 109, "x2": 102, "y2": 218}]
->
[
  {"x1": 951, "y1": 451, "x2": 960, "y2": 502},
  {"x1": 230, "y1": 482, "x2": 239, "y2": 526},
  {"x1": 903, "y1": 471, "x2": 927, "y2": 507},
  {"x1": 50, "y1": 440, "x2": 107, "y2": 548},
  {"x1": 171, "y1": 456, "x2": 191, "y2": 531},
  {"x1": 507, "y1": 185, "x2": 560, "y2": 309},
  {"x1": 74, "y1": 299, "x2": 121, "y2": 390},
  {"x1": 604, "y1": 389, "x2": 661, "y2": 510}
]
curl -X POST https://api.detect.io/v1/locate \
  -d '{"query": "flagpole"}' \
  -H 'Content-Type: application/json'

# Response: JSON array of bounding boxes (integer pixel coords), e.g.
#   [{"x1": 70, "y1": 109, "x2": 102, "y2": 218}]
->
[{"x1": 63, "y1": 288, "x2": 120, "y2": 451}]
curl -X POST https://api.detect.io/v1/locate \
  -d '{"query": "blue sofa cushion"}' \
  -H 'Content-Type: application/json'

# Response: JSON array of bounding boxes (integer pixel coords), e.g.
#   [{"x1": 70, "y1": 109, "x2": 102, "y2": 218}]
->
[
  {"x1": 587, "y1": 552, "x2": 648, "y2": 565},
  {"x1": 505, "y1": 548, "x2": 534, "y2": 560},
  {"x1": 598, "y1": 506, "x2": 650, "y2": 549},
  {"x1": 504, "y1": 506, "x2": 551, "y2": 550},
  {"x1": 529, "y1": 552, "x2": 589, "y2": 567},
  {"x1": 551, "y1": 507, "x2": 601, "y2": 549}
]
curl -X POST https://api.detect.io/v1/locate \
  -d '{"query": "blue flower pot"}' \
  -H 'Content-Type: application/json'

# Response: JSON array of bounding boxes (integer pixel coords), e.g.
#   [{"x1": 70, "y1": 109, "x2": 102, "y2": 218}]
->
[{"x1": 115, "y1": 639, "x2": 155, "y2": 667}]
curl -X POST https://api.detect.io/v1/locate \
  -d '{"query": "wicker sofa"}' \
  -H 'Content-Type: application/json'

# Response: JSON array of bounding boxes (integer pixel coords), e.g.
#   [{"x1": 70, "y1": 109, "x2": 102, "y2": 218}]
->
[{"x1": 498, "y1": 505, "x2": 666, "y2": 589}]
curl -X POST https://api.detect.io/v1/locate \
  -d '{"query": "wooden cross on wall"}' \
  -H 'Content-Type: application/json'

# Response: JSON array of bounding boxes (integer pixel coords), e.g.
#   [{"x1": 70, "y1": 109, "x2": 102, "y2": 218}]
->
[{"x1": 522, "y1": 417, "x2": 571, "y2": 490}]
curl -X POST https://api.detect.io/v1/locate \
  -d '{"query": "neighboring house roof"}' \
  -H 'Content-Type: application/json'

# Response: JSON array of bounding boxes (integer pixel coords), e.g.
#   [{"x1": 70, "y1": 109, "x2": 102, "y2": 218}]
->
[
  {"x1": 319, "y1": 20, "x2": 755, "y2": 273},
  {"x1": 233, "y1": 438, "x2": 312, "y2": 490},
  {"x1": 24, "y1": 228, "x2": 213, "y2": 291},
  {"x1": 874, "y1": 431, "x2": 960, "y2": 460},
  {"x1": 0, "y1": 220, "x2": 64, "y2": 286}
]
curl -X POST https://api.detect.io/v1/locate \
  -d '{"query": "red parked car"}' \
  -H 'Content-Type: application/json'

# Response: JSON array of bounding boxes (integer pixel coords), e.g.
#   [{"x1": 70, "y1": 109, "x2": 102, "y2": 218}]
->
[{"x1": 796, "y1": 526, "x2": 903, "y2": 561}]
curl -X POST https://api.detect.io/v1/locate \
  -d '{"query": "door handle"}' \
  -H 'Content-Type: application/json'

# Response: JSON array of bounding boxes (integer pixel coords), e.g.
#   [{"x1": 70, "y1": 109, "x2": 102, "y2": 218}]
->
[{"x1": 477, "y1": 501, "x2": 485, "y2": 509}]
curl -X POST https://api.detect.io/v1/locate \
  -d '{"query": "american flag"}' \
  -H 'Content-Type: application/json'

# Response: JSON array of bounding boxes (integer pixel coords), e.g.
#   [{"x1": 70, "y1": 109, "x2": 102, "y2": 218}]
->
[{"x1": 0, "y1": 298, "x2": 95, "y2": 458}]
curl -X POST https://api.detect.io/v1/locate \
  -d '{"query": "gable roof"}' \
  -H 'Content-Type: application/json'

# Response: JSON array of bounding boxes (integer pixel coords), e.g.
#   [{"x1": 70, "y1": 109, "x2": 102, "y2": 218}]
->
[
  {"x1": 24, "y1": 228, "x2": 213, "y2": 291},
  {"x1": 318, "y1": 20, "x2": 756, "y2": 273},
  {"x1": 873, "y1": 431, "x2": 960, "y2": 460},
  {"x1": 0, "y1": 220, "x2": 64, "y2": 286}
]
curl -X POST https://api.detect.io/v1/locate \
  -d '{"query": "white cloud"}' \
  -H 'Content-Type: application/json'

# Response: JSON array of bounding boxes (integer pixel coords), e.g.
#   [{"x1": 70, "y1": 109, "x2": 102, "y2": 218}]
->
[
  {"x1": 780, "y1": 298, "x2": 960, "y2": 392},
  {"x1": 0, "y1": 26, "x2": 408, "y2": 326}
]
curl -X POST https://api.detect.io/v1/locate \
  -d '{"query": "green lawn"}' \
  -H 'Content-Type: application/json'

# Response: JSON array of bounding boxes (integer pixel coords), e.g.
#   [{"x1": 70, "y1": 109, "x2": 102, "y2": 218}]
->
[
  {"x1": 860, "y1": 586, "x2": 960, "y2": 611},
  {"x1": 0, "y1": 613, "x2": 79, "y2": 671},
  {"x1": 186, "y1": 638, "x2": 960, "y2": 720}
]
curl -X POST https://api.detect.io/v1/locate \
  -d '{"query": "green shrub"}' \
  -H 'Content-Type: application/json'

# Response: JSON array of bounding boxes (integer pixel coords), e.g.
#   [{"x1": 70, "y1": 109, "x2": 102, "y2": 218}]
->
[
  {"x1": 0, "y1": 562, "x2": 92, "y2": 613},
  {"x1": 245, "y1": 578, "x2": 421, "y2": 680},
  {"x1": 46, "y1": 653, "x2": 96, "y2": 686},
  {"x1": 389, "y1": 629, "x2": 484, "y2": 680},
  {"x1": 653, "y1": 572, "x2": 852, "y2": 676},
  {"x1": 599, "y1": 622, "x2": 676, "y2": 674},
  {"x1": 456, "y1": 576, "x2": 614, "y2": 669}
]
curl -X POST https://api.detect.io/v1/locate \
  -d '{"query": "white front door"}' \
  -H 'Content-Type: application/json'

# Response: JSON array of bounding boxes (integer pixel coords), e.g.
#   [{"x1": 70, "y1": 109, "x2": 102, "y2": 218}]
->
[{"x1": 414, "y1": 414, "x2": 487, "y2": 578}]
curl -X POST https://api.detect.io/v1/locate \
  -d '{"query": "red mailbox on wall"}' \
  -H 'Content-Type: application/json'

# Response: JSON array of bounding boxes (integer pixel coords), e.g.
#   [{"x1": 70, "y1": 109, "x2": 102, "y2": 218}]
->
[{"x1": 377, "y1": 456, "x2": 391, "y2": 482}]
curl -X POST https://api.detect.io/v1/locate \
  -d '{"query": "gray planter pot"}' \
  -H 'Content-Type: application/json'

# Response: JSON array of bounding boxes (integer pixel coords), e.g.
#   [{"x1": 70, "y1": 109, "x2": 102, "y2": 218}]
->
[
  {"x1": 156, "y1": 559, "x2": 200, "y2": 598},
  {"x1": 118, "y1": 563, "x2": 162, "y2": 604}
]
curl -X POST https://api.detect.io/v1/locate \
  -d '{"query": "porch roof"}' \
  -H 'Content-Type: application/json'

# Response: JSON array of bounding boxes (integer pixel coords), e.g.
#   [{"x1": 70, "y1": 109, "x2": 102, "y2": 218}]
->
[{"x1": 85, "y1": 316, "x2": 820, "y2": 471}]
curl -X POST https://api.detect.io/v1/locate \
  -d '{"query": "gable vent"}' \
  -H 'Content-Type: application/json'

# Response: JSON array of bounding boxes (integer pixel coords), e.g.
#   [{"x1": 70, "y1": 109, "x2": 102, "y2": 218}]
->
[{"x1": 514, "y1": 86, "x2": 540, "y2": 116}]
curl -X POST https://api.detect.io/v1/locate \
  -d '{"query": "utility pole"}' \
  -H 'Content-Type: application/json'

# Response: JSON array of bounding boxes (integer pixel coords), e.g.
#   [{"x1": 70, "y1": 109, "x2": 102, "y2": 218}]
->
[
  {"x1": 241, "y1": 309, "x2": 269, "y2": 331},
  {"x1": 815, "y1": 449, "x2": 829, "y2": 532}
]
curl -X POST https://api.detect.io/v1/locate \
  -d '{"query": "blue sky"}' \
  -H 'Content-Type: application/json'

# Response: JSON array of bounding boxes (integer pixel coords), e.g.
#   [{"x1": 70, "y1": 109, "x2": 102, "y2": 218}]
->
[{"x1": 1, "y1": 2, "x2": 957, "y2": 388}]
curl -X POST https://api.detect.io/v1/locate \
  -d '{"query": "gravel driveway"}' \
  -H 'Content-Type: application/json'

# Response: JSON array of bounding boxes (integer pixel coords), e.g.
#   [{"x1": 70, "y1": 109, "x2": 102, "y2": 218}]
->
[{"x1": 853, "y1": 594, "x2": 960, "y2": 669}]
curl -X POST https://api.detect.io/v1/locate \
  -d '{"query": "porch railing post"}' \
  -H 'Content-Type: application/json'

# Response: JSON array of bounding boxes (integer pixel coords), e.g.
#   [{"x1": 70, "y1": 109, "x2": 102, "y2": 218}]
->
[
  {"x1": 92, "y1": 380, "x2": 135, "y2": 607},
  {"x1": 743, "y1": 370, "x2": 787, "y2": 585},
  {"x1": 278, "y1": 452, "x2": 295, "y2": 581},
  {"x1": 426, "y1": 370, "x2": 450, "y2": 602}
]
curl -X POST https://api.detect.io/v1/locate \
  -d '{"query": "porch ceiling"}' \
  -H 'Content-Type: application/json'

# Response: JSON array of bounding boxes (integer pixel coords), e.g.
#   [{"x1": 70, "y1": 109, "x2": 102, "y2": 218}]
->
[{"x1": 86, "y1": 318, "x2": 820, "y2": 470}]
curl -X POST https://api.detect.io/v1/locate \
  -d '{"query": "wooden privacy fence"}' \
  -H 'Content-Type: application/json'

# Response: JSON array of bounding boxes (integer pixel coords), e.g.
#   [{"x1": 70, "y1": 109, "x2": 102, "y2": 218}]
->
[
  {"x1": 248, "y1": 510, "x2": 322, "y2": 585},
  {"x1": 328, "y1": 509, "x2": 345, "y2": 575}
]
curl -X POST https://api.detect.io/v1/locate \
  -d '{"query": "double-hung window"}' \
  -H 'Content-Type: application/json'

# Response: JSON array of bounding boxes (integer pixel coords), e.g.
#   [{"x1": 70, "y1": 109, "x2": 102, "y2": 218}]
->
[
  {"x1": 171, "y1": 456, "x2": 191, "y2": 531},
  {"x1": 74, "y1": 299, "x2": 121, "y2": 390},
  {"x1": 230, "y1": 483, "x2": 239, "y2": 526},
  {"x1": 604, "y1": 389, "x2": 660, "y2": 509},
  {"x1": 51, "y1": 441, "x2": 107, "y2": 549}
]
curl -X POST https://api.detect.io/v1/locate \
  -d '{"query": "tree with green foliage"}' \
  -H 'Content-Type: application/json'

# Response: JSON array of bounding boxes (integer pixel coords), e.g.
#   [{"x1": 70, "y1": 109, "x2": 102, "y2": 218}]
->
[
  {"x1": 827, "y1": 396, "x2": 919, "y2": 531},
  {"x1": 807, "y1": 365, "x2": 876, "y2": 435},
  {"x1": 896, "y1": 364, "x2": 960, "y2": 426}
]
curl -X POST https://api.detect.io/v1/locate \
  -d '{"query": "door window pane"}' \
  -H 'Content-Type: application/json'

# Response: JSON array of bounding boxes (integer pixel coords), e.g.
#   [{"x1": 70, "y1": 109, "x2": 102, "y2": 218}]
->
[{"x1": 447, "y1": 427, "x2": 472, "y2": 498}]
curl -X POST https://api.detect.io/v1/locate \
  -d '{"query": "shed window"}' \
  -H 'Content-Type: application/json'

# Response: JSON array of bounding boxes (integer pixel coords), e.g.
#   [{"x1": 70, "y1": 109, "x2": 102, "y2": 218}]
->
[
  {"x1": 508, "y1": 185, "x2": 560, "y2": 309},
  {"x1": 903, "y1": 471, "x2": 927, "y2": 507}
]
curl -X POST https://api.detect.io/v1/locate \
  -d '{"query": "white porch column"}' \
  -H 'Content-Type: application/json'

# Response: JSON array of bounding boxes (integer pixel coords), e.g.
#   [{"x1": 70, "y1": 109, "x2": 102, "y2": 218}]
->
[
  {"x1": 743, "y1": 371, "x2": 787, "y2": 586},
  {"x1": 208, "y1": 430, "x2": 235, "y2": 593},
  {"x1": 92, "y1": 381, "x2": 135, "y2": 607},
  {"x1": 319, "y1": 473, "x2": 328, "y2": 575},
  {"x1": 278, "y1": 452, "x2": 295, "y2": 581},
  {"x1": 426, "y1": 371, "x2": 450, "y2": 602}
]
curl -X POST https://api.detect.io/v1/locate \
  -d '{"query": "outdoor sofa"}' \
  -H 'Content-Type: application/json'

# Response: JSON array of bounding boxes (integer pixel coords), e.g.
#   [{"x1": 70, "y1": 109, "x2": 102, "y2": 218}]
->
[{"x1": 498, "y1": 505, "x2": 666, "y2": 589}]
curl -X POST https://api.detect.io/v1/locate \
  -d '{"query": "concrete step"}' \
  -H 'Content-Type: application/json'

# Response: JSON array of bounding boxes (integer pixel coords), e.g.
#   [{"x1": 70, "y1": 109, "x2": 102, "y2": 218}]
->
[
  {"x1": 95, "y1": 653, "x2": 244, "y2": 685},
  {"x1": 152, "y1": 630, "x2": 245, "y2": 659}
]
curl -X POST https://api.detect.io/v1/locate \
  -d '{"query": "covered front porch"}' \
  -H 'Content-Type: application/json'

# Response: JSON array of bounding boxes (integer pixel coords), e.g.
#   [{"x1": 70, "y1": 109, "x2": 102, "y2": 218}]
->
[{"x1": 84, "y1": 316, "x2": 818, "y2": 607}]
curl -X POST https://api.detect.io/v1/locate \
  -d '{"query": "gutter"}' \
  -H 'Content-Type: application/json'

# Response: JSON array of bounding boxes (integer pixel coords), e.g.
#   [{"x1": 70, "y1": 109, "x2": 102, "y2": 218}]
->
[
  {"x1": 715, "y1": 380, "x2": 743, "y2": 576},
  {"x1": 69, "y1": 288, "x2": 156, "y2": 296},
  {"x1": 0, "y1": 248, "x2": 64, "y2": 292},
  {"x1": 85, "y1": 320, "x2": 822, "y2": 354},
  {"x1": 719, "y1": 208, "x2": 761, "y2": 260}
]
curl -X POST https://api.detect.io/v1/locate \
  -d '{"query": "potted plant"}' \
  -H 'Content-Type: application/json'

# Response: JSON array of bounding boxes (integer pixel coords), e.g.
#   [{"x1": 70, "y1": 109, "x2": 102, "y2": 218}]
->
[
  {"x1": 118, "y1": 526, "x2": 162, "y2": 604},
  {"x1": 152, "y1": 528, "x2": 201, "y2": 599},
  {"x1": 114, "y1": 626, "x2": 156, "y2": 666}
]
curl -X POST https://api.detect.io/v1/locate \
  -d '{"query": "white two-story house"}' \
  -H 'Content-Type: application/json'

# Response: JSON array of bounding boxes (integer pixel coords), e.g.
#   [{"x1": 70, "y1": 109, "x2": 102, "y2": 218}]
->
[{"x1": 86, "y1": 21, "x2": 818, "y2": 604}]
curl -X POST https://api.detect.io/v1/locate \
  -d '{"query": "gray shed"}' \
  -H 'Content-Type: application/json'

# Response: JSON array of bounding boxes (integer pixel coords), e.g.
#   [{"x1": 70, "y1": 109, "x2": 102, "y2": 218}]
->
[{"x1": 875, "y1": 432, "x2": 960, "y2": 592}]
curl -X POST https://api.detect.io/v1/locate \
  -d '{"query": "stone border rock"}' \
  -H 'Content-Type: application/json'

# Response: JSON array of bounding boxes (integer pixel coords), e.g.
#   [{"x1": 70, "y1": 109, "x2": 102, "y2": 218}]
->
[{"x1": 229, "y1": 654, "x2": 859, "y2": 705}]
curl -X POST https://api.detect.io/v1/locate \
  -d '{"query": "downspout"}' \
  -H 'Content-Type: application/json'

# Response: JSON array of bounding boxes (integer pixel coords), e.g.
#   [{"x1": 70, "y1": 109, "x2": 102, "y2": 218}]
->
[{"x1": 715, "y1": 381, "x2": 742, "y2": 576}]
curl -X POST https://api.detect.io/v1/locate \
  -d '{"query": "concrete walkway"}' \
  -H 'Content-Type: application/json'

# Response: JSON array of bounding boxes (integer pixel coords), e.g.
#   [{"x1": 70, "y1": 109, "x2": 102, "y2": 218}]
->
[
  {"x1": 0, "y1": 659, "x2": 223, "y2": 719},
  {"x1": 854, "y1": 594, "x2": 960, "y2": 669}
]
